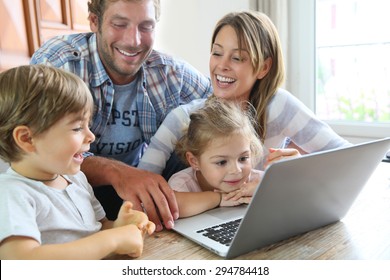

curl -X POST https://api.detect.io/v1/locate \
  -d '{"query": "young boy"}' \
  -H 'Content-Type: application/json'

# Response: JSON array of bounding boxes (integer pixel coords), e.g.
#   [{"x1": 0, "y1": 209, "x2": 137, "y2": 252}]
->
[{"x1": 0, "y1": 65, "x2": 154, "y2": 259}]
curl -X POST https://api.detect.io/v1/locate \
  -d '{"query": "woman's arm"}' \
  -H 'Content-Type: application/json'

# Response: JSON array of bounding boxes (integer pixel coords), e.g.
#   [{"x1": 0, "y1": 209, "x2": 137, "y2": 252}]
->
[{"x1": 138, "y1": 99, "x2": 206, "y2": 174}]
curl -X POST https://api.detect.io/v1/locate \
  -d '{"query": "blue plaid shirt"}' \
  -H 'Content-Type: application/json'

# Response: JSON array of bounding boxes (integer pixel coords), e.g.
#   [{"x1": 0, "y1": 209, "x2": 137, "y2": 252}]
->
[{"x1": 31, "y1": 33, "x2": 212, "y2": 145}]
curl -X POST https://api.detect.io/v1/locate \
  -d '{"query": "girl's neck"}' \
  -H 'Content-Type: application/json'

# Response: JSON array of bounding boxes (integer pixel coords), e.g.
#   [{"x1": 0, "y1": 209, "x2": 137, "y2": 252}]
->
[{"x1": 195, "y1": 170, "x2": 214, "y2": 192}]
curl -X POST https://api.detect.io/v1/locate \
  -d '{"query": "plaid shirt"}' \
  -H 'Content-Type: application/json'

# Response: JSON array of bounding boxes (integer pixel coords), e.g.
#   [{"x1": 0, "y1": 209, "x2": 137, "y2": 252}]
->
[{"x1": 31, "y1": 33, "x2": 212, "y2": 144}]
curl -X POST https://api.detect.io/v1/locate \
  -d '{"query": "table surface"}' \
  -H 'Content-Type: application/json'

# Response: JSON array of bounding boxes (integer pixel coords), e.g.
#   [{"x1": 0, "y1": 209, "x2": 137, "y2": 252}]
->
[{"x1": 108, "y1": 162, "x2": 390, "y2": 260}]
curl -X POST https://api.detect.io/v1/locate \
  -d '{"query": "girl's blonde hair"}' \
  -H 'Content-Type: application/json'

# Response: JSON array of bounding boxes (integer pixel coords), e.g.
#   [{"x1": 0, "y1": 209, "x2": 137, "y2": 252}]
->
[
  {"x1": 211, "y1": 11, "x2": 285, "y2": 141},
  {"x1": 176, "y1": 96, "x2": 263, "y2": 166},
  {"x1": 0, "y1": 65, "x2": 93, "y2": 163}
]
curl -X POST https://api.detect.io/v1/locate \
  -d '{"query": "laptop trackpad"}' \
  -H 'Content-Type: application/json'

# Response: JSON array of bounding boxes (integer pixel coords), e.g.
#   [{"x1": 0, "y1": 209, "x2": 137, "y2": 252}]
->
[
  {"x1": 207, "y1": 205, "x2": 247, "y2": 220},
  {"x1": 174, "y1": 205, "x2": 248, "y2": 231}
]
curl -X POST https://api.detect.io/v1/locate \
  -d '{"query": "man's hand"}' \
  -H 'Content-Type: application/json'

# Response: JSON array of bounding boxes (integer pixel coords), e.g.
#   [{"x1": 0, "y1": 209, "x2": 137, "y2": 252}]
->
[{"x1": 82, "y1": 156, "x2": 179, "y2": 232}]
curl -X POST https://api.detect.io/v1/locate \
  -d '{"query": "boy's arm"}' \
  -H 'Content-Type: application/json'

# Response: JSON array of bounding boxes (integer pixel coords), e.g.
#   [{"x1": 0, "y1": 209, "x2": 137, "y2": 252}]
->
[{"x1": 0, "y1": 225, "x2": 143, "y2": 260}]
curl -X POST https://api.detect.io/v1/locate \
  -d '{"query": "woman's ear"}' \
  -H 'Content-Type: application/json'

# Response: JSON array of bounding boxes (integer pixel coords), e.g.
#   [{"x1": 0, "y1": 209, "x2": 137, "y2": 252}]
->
[
  {"x1": 13, "y1": 126, "x2": 36, "y2": 153},
  {"x1": 186, "y1": 152, "x2": 200, "y2": 170},
  {"x1": 257, "y1": 57, "x2": 272, "y2": 79}
]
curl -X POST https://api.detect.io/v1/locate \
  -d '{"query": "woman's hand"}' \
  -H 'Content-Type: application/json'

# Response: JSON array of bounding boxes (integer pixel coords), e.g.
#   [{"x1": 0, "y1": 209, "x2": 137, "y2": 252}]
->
[{"x1": 264, "y1": 148, "x2": 301, "y2": 168}]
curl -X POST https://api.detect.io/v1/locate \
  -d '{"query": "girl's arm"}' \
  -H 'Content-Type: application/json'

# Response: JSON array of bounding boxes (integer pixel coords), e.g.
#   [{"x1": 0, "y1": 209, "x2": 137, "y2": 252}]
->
[
  {"x1": 0, "y1": 224, "x2": 143, "y2": 260},
  {"x1": 175, "y1": 191, "x2": 245, "y2": 218},
  {"x1": 175, "y1": 191, "x2": 221, "y2": 218}
]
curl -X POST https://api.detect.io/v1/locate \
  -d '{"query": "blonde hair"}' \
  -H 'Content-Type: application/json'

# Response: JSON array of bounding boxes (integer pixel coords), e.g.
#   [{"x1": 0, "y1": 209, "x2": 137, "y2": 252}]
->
[
  {"x1": 0, "y1": 65, "x2": 93, "y2": 163},
  {"x1": 176, "y1": 96, "x2": 263, "y2": 166},
  {"x1": 211, "y1": 11, "x2": 285, "y2": 140}
]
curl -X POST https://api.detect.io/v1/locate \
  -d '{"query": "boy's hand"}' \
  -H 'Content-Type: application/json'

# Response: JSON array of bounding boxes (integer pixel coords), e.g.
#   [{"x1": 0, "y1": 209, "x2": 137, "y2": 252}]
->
[
  {"x1": 114, "y1": 201, "x2": 155, "y2": 235},
  {"x1": 112, "y1": 224, "x2": 144, "y2": 258}
]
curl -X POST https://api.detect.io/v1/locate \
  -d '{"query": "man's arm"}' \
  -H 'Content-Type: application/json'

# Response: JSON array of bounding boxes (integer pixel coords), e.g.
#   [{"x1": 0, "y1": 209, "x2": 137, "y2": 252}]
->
[{"x1": 82, "y1": 156, "x2": 178, "y2": 231}]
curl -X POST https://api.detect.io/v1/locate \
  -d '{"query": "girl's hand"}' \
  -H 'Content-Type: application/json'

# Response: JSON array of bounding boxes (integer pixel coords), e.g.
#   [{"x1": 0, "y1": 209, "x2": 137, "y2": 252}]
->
[
  {"x1": 223, "y1": 180, "x2": 258, "y2": 201},
  {"x1": 114, "y1": 201, "x2": 155, "y2": 235},
  {"x1": 219, "y1": 192, "x2": 251, "y2": 207},
  {"x1": 264, "y1": 148, "x2": 301, "y2": 168}
]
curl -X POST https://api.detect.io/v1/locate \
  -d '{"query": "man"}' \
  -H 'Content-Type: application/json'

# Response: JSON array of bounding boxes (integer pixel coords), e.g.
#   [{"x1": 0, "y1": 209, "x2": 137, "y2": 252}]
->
[{"x1": 31, "y1": 0, "x2": 212, "y2": 231}]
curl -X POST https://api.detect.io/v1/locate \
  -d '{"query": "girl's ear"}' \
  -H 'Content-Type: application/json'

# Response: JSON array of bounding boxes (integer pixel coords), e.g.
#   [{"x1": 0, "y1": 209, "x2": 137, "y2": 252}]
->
[
  {"x1": 13, "y1": 126, "x2": 36, "y2": 153},
  {"x1": 257, "y1": 57, "x2": 272, "y2": 79},
  {"x1": 186, "y1": 152, "x2": 200, "y2": 170}
]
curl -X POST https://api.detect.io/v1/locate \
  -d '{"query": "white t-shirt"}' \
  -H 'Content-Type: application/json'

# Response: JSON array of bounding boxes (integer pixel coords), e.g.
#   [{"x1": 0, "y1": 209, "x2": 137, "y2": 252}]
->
[{"x1": 0, "y1": 168, "x2": 105, "y2": 244}]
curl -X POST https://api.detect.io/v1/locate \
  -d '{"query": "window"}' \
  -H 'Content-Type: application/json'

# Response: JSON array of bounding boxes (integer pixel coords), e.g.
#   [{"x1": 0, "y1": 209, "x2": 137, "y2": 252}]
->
[
  {"x1": 316, "y1": 0, "x2": 390, "y2": 124},
  {"x1": 288, "y1": 0, "x2": 389, "y2": 141}
]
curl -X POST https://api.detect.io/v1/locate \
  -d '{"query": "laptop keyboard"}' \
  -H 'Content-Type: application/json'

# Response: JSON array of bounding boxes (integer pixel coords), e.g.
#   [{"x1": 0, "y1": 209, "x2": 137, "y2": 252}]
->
[{"x1": 196, "y1": 218, "x2": 242, "y2": 246}]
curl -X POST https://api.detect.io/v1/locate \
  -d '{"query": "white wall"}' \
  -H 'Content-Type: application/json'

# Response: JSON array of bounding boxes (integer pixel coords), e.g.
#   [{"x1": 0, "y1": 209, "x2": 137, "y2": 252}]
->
[{"x1": 155, "y1": 0, "x2": 255, "y2": 76}]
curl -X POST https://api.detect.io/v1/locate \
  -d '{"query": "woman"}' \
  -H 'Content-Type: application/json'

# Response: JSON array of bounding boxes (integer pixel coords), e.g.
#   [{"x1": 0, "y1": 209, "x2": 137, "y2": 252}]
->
[{"x1": 138, "y1": 10, "x2": 350, "y2": 175}]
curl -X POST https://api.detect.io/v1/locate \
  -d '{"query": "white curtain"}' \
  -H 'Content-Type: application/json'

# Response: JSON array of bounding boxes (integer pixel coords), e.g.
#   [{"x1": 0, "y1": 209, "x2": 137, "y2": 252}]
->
[{"x1": 255, "y1": 0, "x2": 289, "y2": 89}]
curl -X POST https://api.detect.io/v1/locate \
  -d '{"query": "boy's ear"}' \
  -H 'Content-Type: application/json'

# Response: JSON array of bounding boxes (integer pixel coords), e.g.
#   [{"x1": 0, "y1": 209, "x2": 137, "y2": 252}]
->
[
  {"x1": 256, "y1": 57, "x2": 272, "y2": 80},
  {"x1": 13, "y1": 126, "x2": 36, "y2": 153},
  {"x1": 185, "y1": 152, "x2": 200, "y2": 170}
]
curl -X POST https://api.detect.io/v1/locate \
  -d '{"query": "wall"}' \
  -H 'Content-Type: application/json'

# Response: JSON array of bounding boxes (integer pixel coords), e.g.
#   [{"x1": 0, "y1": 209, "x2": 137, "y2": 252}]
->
[{"x1": 154, "y1": 0, "x2": 255, "y2": 76}]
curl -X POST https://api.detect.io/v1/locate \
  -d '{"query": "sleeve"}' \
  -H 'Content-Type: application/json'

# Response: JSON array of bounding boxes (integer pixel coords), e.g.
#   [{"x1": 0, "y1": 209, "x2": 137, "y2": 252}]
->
[
  {"x1": 167, "y1": 170, "x2": 196, "y2": 192},
  {"x1": 267, "y1": 89, "x2": 351, "y2": 153},
  {"x1": 0, "y1": 185, "x2": 41, "y2": 244},
  {"x1": 178, "y1": 60, "x2": 213, "y2": 101},
  {"x1": 138, "y1": 99, "x2": 205, "y2": 174}
]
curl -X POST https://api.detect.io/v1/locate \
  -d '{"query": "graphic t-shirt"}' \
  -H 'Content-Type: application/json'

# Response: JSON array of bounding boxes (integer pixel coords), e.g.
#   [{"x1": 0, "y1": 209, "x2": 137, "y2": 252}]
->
[{"x1": 90, "y1": 79, "x2": 145, "y2": 166}]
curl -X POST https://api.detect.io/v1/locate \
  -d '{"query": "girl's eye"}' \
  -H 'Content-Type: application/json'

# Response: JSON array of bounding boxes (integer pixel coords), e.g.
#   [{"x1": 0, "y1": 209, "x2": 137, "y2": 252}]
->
[
  {"x1": 72, "y1": 127, "x2": 83, "y2": 132},
  {"x1": 239, "y1": 156, "x2": 250, "y2": 162},
  {"x1": 216, "y1": 160, "x2": 227, "y2": 166}
]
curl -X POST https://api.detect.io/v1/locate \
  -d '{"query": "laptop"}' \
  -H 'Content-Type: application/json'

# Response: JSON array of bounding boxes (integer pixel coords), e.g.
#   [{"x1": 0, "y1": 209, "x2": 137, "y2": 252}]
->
[{"x1": 172, "y1": 137, "x2": 390, "y2": 259}]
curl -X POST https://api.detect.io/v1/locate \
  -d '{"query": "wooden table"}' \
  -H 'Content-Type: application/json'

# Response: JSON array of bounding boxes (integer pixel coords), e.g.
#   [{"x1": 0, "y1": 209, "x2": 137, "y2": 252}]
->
[{"x1": 109, "y1": 162, "x2": 390, "y2": 260}]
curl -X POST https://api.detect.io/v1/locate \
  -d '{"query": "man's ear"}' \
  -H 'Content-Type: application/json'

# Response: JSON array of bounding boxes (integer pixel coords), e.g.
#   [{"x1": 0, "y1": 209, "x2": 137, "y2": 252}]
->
[
  {"x1": 185, "y1": 152, "x2": 200, "y2": 170},
  {"x1": 12, "y1": 126, "x2": 36, "y2": 153},
  {"x1": 89, "y1": 13, "x2": 99, "y2": 33},
  {"x1": 256, "y1": 57, "x2": 272, "y2": 80}
]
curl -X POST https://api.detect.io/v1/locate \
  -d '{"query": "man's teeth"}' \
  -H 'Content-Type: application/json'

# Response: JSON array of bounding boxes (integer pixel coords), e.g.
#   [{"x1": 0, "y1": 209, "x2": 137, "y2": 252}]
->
[
  {"x1": 118, "y1": 49, "x2": 138, "y2": 57},
  {"x1": 216, "y1": 75, "x2": 235, "y2": 83}
]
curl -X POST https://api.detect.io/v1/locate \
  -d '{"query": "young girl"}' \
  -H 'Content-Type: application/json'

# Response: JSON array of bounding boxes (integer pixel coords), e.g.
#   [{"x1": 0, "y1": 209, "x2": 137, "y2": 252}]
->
[
  {"x1": 169, "y1": 97, "x2": 264, "y2": 218},
  {"x1": 0, "y1": 65, "x2": 154, "y2": 259},
  {"x1": 138, "y1": 11, "x2": 350, "y2": 176}
]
